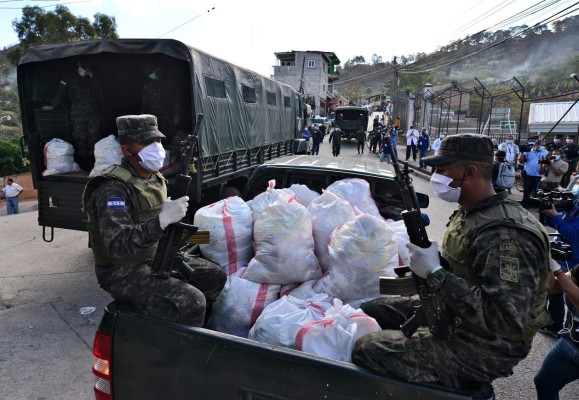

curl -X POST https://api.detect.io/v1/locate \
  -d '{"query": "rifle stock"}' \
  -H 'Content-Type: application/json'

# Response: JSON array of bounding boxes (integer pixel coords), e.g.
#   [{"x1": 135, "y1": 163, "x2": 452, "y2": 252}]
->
[
  {"x1": 381, "y1": 132, "x2": 458, "y2": 339},
  {"x1": 152, "y1": 113, "x2": 204, "y2": 280}
]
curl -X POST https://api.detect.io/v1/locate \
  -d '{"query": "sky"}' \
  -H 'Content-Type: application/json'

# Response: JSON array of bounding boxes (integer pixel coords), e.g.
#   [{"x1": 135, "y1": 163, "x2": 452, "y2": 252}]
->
[{"x1": 1, "y1": 0, "x2": 578, "y2": 77}]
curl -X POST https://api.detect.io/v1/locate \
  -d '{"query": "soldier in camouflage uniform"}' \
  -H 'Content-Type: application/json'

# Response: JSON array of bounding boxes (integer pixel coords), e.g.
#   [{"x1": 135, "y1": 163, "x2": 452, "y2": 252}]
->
[
  {"x1": 352, "y1": 134, "x2": 551, "y2": 388},
  {"x1": 43, "y1": 61, "x2": 102, "y2": 170},
  {"x1": 82, "y1": 114, "x2": 226, "y2": 327},
  {"x1": 140, "y1": 63, "x2": 187, "y2": 142}
]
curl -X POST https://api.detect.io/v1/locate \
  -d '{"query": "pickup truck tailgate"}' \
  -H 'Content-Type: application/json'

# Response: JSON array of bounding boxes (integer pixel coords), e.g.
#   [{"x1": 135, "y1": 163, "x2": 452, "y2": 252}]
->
[{"x1": 108, "y1": 305, "x2": 477, "y2": 400}]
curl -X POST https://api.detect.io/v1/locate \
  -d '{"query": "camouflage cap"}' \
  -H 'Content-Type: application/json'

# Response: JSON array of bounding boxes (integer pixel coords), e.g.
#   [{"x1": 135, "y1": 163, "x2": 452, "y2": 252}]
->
[
  {"x1": 116, "y1": 114, "x2": 166, "y2": 142},
  {"x1": 422, "y1": 133, "x2": 494, "y2": 166}
]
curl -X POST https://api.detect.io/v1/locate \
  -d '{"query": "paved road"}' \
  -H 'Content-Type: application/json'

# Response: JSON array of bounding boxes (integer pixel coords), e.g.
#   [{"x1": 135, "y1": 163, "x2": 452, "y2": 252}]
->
[{"x1": 0, "y1": 136, "x2": 577, "y2": 399}]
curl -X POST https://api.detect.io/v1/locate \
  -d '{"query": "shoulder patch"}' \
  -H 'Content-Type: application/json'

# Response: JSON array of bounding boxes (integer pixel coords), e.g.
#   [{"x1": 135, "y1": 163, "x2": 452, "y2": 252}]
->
[
  {"x1": 107, "y1": 197, "x2": 126, "y2": 210},
  {"x1": 500, "y1": 243, "x2": 517, "y2": 254},
  {"x1": 500, "y1": 256, "x2": 519, "y2": 282}
]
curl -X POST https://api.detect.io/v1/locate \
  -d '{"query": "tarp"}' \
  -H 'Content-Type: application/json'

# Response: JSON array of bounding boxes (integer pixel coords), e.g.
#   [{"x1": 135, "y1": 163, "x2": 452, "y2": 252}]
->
[{"x1": 18, "y1": 39, "x2": 300, "y2": 158}]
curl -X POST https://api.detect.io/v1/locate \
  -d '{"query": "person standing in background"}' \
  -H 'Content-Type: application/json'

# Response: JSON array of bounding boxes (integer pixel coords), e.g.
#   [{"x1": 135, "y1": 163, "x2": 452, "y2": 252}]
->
[
  {"x1": 405, "y1": 125, "x2": 419, "y2": 162},
  {"x1": 418, "y1": 129, "x2": 430, "y2": 169},
  {"x1": 2, "y1": 178, "x2": 23, "y2": 215},
  {"x1": 498, "y1": 135, "x2": 519, "y2": 167}
]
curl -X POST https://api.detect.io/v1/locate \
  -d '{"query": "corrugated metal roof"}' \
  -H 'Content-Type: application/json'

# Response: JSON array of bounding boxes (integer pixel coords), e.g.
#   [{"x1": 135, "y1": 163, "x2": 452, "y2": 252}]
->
[
  {"x1": 528, "y1": 102, "x2": 579, "y2": 123},
  {"x1": 528, "y1": 102, "x2": 579, "y2": 133}
]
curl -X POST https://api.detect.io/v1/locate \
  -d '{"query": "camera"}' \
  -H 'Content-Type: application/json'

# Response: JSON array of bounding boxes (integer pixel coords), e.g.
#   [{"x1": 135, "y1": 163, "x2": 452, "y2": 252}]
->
[
  {"x1": 537, "y1": 190, "x2": 575, "y2": 212},
  {"x1": 519, "y1": 141, "x2": 535, "y2": 153},
  {"x1": 539, "y1": 156, "x2": 557, "y2": 165}
]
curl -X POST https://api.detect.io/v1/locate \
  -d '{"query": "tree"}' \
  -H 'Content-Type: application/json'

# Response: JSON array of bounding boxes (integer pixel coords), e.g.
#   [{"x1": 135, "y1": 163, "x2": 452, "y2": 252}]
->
[
  {"x1": 8, "y1": 5, "x2": 118, "y2": 65},
  {"x1": 371, "y1": 54, "x2": 383, "y2": 64}
]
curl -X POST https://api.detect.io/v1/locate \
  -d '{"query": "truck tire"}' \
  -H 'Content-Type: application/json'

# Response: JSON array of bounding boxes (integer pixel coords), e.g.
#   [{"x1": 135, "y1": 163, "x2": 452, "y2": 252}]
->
[{"x1": 220, "y1": 185, "x2": 242, "y2": 199}]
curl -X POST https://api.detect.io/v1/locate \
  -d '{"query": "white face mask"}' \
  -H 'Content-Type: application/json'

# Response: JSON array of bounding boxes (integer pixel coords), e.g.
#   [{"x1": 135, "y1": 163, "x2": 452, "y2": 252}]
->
[
  {"x1": 430, "y1": 172, "x2": 462, "y2": 203},
  {"x1": 138, "y1": 141, "x2": 166, "y2": 172},
  {"x1": 148, "y1": 72, "x2": 158, "y2": 80},
  {"x1": 78, "y1": 66, "x2": 87, "y2": 77}
]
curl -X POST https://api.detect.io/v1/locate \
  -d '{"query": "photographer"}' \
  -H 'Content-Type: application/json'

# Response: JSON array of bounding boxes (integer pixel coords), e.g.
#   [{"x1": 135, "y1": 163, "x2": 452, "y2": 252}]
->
[
  {"x1": 534, "y1": 262, "x2": 579, "y2": 399},
  {"x1": 519, "y1": 139, "x2": 548, "y2": 209},
  {"x1": 539, "y1": 183, "x2": 579, "y2": 338},
  {"x1": 539, "y1": 149, "x2": 569, "y2": 192}
]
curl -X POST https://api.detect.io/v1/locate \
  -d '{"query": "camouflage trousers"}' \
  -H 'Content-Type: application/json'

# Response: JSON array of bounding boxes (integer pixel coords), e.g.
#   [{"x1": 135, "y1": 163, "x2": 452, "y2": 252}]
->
[
  {"x1": 352, "y1": 297, "x2": 529, "y2": 384},
  {"x1": 96, "y1": 256, "x2": 226, "y2": 327},
  {"x1": 70, "y1": 110, "x2": 101, "y2": 159}
]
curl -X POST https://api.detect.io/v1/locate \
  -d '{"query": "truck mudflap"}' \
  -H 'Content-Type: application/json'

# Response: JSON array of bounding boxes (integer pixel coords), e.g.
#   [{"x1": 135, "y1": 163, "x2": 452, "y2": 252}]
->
[{"x1": 100, "y1": 302, "x2": 489, "y2": 400}]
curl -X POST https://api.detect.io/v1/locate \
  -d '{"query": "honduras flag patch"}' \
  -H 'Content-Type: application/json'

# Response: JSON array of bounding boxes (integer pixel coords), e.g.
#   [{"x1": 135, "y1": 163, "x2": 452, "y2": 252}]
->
[{"x1": 107, "y1": 197, "x2": 126, "y2": 210}]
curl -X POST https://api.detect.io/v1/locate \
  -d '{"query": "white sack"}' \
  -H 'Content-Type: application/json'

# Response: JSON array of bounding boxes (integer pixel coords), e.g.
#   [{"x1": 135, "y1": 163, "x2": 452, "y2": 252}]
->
[
  {"x1": 194, "y1": 197, "x2": 253, "y2": 275},
  {"x1": 248, "y1": 294, "x2": 333, "y2": 348},
  {"x1": 309, "y1": 191, "x2": 356, "y2": 271},
  {"x1": 326, "y1": 178, "x2": 382, "y2": 218},
  {"x1": 295, "y1": 299, "x2": 381, "y2": 362},
  {"x1": 248, "y1": 179, "x2": 295, "y2": 220},
  {"x1": 244, "y1": 197, "x2": 322, "y2": 285},
  {"x1": 289, "y1": 183, "x2": 320, "y2": 208},
  {"x1": 207, "y1": 268, "x2": 280, "y2": 337},
  {"x1": 314, "y1": 214, "x2": 398, "y2": 302},
  {"x1": 281, "y1": 280, "x2": 321, "y2": 300},
  {"x1": 89, "y1": 135, "x2": 122, "y2": 177},
  {"x1": 386, "y1": 220, "x2": 411, "y2": 266},
  {"x1": 42, "y1": 138, "x2": 81, "y2": 176}
]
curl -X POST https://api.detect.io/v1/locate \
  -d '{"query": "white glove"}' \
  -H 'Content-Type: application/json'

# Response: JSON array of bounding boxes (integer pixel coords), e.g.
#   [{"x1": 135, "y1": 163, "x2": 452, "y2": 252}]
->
[
  {"x1": 406, "y1": 241, "x2": 443, "y2": 279},
  {"x1": 158, "y1": 196, "x2": 189, "y2": 229}
]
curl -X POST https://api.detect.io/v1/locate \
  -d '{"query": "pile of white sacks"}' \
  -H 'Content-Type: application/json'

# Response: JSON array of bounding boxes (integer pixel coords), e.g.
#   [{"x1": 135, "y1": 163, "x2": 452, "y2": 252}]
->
[{"x1": 193, "y1": 178, "x2": 411, "y2": 362}]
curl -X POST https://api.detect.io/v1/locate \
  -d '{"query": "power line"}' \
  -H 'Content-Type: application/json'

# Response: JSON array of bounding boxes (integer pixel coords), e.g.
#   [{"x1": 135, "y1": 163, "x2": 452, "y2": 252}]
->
[{"x1": 157, "y1": 6, "x2": 215, "y2": 38}]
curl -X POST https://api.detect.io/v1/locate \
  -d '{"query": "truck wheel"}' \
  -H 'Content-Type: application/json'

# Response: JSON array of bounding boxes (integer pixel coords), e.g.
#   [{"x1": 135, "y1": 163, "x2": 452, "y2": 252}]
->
[{"x1": 220, "y1": 186, "x2": 242, "y2": 199}]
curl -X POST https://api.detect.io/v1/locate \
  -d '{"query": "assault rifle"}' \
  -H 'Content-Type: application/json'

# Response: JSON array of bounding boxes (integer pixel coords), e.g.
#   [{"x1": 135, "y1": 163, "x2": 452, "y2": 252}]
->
[
  {"x1": 380, "y1": 132, "x2": 459, "y2": 339},
  {"x1": 152, "y1": 113, "x2": 204, "y2": 280}
]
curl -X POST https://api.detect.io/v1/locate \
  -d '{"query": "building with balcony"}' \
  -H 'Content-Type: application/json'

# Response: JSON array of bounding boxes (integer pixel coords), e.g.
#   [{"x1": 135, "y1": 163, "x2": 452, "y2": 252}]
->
[{"x1": 273, "y1": 50, "x2": 340, "y2": 117}]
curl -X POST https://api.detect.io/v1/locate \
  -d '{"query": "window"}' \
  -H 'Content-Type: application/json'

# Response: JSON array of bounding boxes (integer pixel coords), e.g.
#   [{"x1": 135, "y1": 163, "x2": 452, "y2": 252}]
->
[
  {"x1": 266, "y1": 91, "x2": 277, "y2": 106},
  {"x1": 284, "y1": 96, "x2": 291, "y2": 108},
  {"x1": 242, "y1": 85, "x2": 256, "y2": 103},
  {"x1": 205, "y1": 76, "x2": 226, "y2": 98},
  {"x1": 281, "y1": 60, "x2": 295, "y2": 66},
  {"x1": 307, "y1": 59, "x2": 315, "y2": 68}
]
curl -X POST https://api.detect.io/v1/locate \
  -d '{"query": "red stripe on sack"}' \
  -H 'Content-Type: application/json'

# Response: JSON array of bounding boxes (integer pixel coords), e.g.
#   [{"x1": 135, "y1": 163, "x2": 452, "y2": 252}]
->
[
  {"x1": 222, "y1": 203, "x2": 238, "y2": 274},
  {"x1": 250, "y1": 283, "x2": 269, "y2": 326},
  {"x1": 308, "y1": 302, "x2": 326, "y2": 314}
]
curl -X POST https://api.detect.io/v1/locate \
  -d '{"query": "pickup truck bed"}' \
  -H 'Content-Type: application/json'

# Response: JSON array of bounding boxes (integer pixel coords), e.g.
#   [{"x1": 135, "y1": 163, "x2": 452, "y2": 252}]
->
[
  {"x1": 98, "y1": 302, "x2": 483, "y2": 400},
  {"x1": 92, "y1": 156, "x2": 493, "y2": 400}
]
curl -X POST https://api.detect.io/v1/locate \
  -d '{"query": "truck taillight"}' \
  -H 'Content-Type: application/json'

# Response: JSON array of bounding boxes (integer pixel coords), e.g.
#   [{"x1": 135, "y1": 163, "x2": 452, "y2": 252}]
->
[{"x1": 93, "y1": 330, "x2": 113, "y2": 400}]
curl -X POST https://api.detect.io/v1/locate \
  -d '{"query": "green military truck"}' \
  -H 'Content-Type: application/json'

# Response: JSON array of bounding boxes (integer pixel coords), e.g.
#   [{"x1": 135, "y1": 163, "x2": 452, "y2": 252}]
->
[
  {"x1": 17, "y1": 38, "x2": 305, "y2": 241},
  {"x1": 335, "y1": 106, "x2": 370, "y2": 140}
]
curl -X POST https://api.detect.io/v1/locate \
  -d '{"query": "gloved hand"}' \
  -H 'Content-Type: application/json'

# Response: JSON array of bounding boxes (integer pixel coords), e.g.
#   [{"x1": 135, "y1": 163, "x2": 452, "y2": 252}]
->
[
  {"x1": 406, "y1": 241, "x2": 443, "y2": 279},
  {"x1": 159, "y1": 196, "x2": 189, "y2": 229}
]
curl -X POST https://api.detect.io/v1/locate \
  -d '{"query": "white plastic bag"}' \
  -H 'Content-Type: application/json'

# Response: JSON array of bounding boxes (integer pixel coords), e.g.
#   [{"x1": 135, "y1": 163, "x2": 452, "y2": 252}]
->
[
  {"x1": 248, "y1": 294, "x2": 333, "y2": 348},
  {"x1": 289, "y1": 183, "x2": 320, "y2": 208},
  {"x1": 386, "y1": 220, "x2": 411, "y2": 266},
  {"x1": 89, "y1": 135, "x2": 122, "y2": 177},
  {"x1": 309, "y1": 191, "x2": 356, "y2": 271},
  {"x1": 207, "y1": 268, "x2": 280, "y2": 338},
  {"x1": 42, "y1": 138, "x2": 81, "y2": 176},
  {"x1": 326, "y1": 178, "x2": 382, "y2": 218},
  {"x1": 314, "y1": 214, "x2": 398, "y2": 302},
  {"x1": 194, "y1": 197, "x2": 253, "y2": 275},
  {"x1": 244, "y1": 196, "x2": 322, "y2": 285},
  {"x1": 281, "y1": 280, "x2": 321, "y2": 300},
  {"x1": 295, "y1": 299, "x2": 381, "y2": 362},
  {"x1": 248, "y1": 179, "x2": 295, "y2": 220}
]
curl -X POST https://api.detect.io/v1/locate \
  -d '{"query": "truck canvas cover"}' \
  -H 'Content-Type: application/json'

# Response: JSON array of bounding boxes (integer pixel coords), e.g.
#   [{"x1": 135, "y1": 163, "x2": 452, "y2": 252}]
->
[{"x1": 18, "y1": 38, "x2": 299, "y2": 159}]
